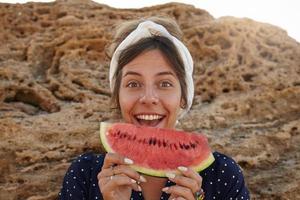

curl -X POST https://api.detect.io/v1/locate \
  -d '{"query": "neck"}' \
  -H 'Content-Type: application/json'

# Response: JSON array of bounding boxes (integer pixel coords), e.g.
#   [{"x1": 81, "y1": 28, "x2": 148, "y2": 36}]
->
[{"x1": 140, "y1": 175, "x2": 167, "y2": 200}]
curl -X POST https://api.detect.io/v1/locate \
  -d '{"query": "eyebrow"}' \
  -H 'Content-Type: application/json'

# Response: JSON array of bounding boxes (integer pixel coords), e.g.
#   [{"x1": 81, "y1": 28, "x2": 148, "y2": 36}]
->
[
  {"x1": 123, "y1": 71, "x2": 141, "y2": 77},
  {"x1": 156, "y1": 71, "x2": 176, "y2": 77},
  {"x1": 123, "y1": 70, "x2": 176, "y2": 77}
]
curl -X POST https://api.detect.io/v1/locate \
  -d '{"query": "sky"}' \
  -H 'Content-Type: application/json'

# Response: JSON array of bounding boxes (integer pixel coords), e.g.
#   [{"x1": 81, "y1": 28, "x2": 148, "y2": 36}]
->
[{"x1": 1, "y1": 0, "x2": 299, "y2": 42}]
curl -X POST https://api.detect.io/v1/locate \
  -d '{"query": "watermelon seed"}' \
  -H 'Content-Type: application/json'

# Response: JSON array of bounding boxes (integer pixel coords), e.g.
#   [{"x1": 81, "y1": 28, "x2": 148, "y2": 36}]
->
[
  {"x1": 123, "y1": 133, "x2": 128, "y2": 138},
  {"x1": 153, "y1": 138, "x2": 157, "y2": 145},
  {"x1": 157, "y1": 140, "x2": 161, "y2": 147},
  {"x1": 190, "y1": 143, "x2": 196, "y2": 149},
  {"x1": 163, "y1": 140, "x2": 167, "y2": 147},
  {"x1": 184, "y1": 144, "x2": 190, "y2": 150},
  {"x1": 174, "y1": 144, "x2": 178, "y2": 150},
  {"x1": 170, "y1": 143, "x2": 177, "y2": 150},
  {"x1": 149, "y1": 138, "x2": 153, "y2": 145},
  {"x1": 179, "y1": 143, "x2": 184, "y2": 149}
]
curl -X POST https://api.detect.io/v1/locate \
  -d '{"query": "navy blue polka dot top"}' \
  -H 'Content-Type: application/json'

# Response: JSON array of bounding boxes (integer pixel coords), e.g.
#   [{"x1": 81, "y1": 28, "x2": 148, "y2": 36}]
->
[{"x1": 58, "y1": 152, "x2": 250, "y2": 200}]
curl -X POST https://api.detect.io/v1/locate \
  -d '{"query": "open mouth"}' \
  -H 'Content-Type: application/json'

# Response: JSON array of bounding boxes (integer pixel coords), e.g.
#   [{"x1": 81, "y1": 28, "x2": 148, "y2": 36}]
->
[{"x1": 134, "y1": 114, "x2": 165, "y2": 127}]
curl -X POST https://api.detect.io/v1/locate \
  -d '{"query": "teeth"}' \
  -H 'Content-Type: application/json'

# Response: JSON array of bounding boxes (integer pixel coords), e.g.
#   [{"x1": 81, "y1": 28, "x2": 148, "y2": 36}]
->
[{"x1": 136, "y1": 114, "x2": 163, "y2": 121}]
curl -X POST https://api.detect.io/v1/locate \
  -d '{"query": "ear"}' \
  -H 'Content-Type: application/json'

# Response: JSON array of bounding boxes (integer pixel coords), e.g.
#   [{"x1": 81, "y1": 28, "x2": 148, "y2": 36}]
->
[{"x1": 180, "y1": 98, "x2": 186, "y2": 109}]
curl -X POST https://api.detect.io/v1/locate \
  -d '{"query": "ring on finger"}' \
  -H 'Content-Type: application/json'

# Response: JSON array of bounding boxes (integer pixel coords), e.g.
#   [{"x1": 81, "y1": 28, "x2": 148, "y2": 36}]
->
[{"x1": 194, "y1": 188, "x2": 205, "y2": 200}]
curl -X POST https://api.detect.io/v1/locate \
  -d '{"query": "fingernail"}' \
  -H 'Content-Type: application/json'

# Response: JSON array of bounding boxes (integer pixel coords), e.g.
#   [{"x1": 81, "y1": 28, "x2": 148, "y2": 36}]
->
[
  {"x1": 165, "y1": 172, "x2": 176, "y2": 179},
  {"x1": 139, "y1": 175, "x2": 147, "y2": 182},
  {"x1": 162, "y1": 187, "x2": 169, "y2": 192},
  {"x1": 138, "y1": 185, "x2": 142, "y2": 191},
  {"x1": 131, "y1": 179, "x2": 136, "y2": 183},
  {"x1": 178, "y1": 166, "x2": 188, "y2": 172},
  {"x1": 124, "y1": 158, "x2": 134, "y2": 164}
]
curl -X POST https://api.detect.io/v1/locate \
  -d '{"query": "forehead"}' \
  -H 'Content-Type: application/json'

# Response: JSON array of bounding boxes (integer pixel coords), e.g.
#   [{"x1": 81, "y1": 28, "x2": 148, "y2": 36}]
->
[{"x1": 121, "y1": 49, "x2": 175, "y2": 75}]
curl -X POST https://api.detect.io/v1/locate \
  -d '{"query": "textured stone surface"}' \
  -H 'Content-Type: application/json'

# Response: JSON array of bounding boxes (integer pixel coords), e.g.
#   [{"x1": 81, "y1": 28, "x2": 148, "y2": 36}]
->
[{"x1": 0, "y1": 0, "x2": 300, "y2": 199}]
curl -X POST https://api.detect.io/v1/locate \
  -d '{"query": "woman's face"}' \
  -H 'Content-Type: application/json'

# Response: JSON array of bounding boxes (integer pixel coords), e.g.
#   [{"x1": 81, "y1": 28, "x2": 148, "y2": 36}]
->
[{"x1": 118, "y1": 49, "x2": 183, "y2": 129}]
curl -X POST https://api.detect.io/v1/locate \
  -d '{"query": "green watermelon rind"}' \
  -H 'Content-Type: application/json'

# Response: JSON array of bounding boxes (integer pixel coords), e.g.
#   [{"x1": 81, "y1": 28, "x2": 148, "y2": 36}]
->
[
  {"x1": 100, "y1": 122, "x2": 116, "y2": 153},
  {"x1": 130, "y1": 153, "x2": 215, "y2": 177},
  {"x1": 99, "y1": 122, "x2": 215, "y2": 177}
]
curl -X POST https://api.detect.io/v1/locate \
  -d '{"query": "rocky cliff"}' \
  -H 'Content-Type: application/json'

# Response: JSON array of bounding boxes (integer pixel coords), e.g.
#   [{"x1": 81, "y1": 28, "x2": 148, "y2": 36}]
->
[{"x1": 0, "y1": 0, "x2": 299, "y2": 199}]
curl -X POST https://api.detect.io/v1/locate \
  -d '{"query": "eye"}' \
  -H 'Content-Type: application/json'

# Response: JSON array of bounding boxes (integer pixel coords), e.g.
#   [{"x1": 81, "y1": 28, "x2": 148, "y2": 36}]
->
[
  {"x1": 126, "y1": 81, "x2": 140, "y2": 88},
  {"x1": 160, "y1": 81, "x2": 173, "y2": 88}
]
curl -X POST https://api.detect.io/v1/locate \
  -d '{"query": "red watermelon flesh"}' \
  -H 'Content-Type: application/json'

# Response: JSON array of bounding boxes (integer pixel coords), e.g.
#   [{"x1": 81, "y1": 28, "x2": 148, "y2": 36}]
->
[{"x1": 100, "y1": 122, "x2": 215, "y2": 177}]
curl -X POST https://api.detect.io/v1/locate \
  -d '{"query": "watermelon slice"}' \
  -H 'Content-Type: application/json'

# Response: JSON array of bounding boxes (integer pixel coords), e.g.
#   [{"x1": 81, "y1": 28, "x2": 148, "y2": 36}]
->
[{"x1": 100, "y1": 122, "x2": 215, "y2": 177}]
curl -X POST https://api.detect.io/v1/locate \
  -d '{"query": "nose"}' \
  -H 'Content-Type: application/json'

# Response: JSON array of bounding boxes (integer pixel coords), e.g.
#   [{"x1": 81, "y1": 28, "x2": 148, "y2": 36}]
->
[{"x1": 139, "y1": 87, "x2": 159, "y2": 105}]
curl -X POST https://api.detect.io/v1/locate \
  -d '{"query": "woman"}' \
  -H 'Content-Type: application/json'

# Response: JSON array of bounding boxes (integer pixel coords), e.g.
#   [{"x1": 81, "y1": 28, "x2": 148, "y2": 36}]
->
[{"x1": 59, "y1": 17, "x2": 250, "y2": 200}]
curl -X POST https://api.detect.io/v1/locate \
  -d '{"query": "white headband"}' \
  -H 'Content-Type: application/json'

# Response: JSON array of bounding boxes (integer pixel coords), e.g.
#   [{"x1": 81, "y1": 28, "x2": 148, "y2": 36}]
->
[{"x1": 109, "y1": 20, "x2": 194, "y2": 119}]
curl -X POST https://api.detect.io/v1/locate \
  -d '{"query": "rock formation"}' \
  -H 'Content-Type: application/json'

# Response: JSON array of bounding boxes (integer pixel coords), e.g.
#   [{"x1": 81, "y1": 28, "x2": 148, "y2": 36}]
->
[{"x1": 0, "y1": 0, "x2": 299, "y2": 199}]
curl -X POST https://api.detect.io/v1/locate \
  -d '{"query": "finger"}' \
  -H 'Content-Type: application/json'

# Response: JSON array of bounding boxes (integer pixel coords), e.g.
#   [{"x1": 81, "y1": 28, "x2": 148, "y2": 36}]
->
[
  {"x1": 162, "y1": 185, "x2": 194, "y2": 200},
  {"x1": 102, "y1": 152, "x2": 134, "y2": 169},
  {"x1": 97, "y1": 167, "x2": 114, "y2": 180},
  {"x1": 175, "y1": 197, "x2": 186, "y2": 200},
  {"x1": 177, "y1": 166, "x2": 202, "y2": 187},
  {"x1": 98, "y1": 175, "x2": 137, "y2": 197},
  {"x1": 109, "y1": 174, "x2": 142, "y2": 192},
  {"x1": 98, "y1": 163, "x2": 125, "y2": 179},
  {"x1": 169, "y1": 194, "x2": 178, "y2": 200},
  {"x1": 169, "y1": 194, "x2": 175, "y2": 199},
  {"x1": 99, "y1": 164, "x2": 147, "y2": 183},
  {"x1": 132, "y1": 183, "x2": 142, "y2": 192},
  {"x1": 166, "y1": 172, "x2": 199, "y2": 194},
  {"x1": 113, "y1": 164, "x2": 147, "y2": 183},
  {"x1": 98, "y1": 163, "x2": 147, "y2": 183},
  {"x1": 103, "y1": 174, "x2": 137, "y2": 189},
  {"x1": 98, "y1": 172, "x2": 142, "y2": 194}
]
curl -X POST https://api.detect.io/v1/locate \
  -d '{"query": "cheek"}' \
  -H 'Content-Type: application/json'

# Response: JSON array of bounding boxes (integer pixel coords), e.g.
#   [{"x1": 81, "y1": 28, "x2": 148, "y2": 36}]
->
[
  {"x1": 119, "y1": 91, "x2": 136, "y2": 115},
  {"x1": 170, "y1": 100, "x2": 182, "y2": 116},
  {"x1": 161, "y1": 93, "x2": 182, "y2": 115}
]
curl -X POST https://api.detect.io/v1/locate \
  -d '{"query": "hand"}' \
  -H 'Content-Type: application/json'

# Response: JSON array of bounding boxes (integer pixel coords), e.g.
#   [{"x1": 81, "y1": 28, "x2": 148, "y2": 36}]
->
[
  {"x1": 162, "y1": 166, "x2": 203, "y2": 200},
  {"x1": 97, "y1": 153, "x2": 147, "y2": 200}
]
